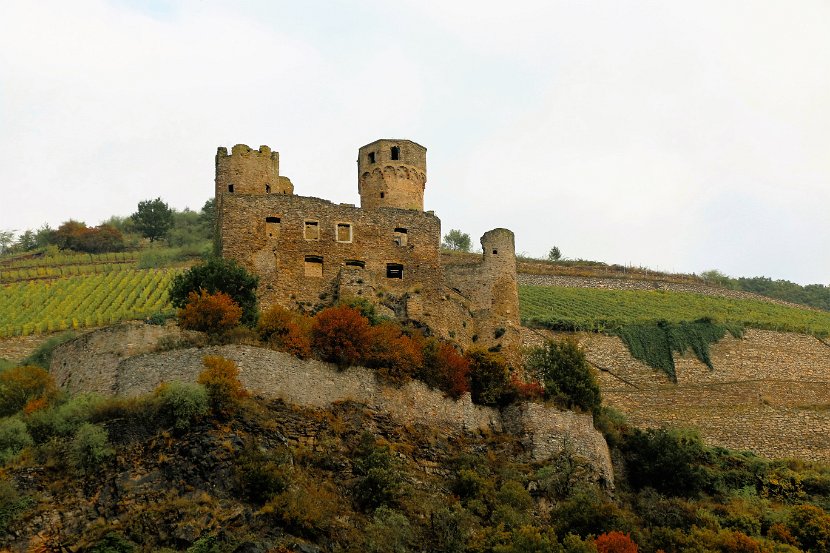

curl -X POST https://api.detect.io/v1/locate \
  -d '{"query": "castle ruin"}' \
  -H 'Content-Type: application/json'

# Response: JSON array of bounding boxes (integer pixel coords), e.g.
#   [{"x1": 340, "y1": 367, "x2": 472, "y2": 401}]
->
[{"x1": 216, "y1": 139, "x2": 521, "y2": 361}]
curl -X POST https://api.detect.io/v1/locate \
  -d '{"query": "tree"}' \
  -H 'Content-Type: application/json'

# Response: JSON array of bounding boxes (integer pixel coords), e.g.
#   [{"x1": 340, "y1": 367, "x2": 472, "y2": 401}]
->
[
  {"x1": 311, "y1": 305, "x2": 372, "y2": 367},
  {"x1": 525, "y1": 339, "x2": 601, "y2": 414},
  {"x1": 169, "y1": 257, "x2": 259, "y2": 325},
  {"x1": 442, "y1": 229, "x2": 472, "y2": 252},
  {"x1": 131, "y1": 197, "x2": 174, "y2": 242},
  {"x1": 547, "y1": 246, "x2": 562, "y2": 261},
  {"x1": 0, "y1": 230, "x2": 16, "y2": 254}
]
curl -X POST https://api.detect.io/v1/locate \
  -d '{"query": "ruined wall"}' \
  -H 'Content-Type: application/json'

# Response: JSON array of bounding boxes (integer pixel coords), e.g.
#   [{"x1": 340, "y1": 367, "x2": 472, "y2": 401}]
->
[
  {"x1": 215, "y1": 144, "x2": 292, "y2": 197},
  {"x1": 220, "y1": 193, "x2": 444, "y2": 313},
  {"x1": 50, "y1": 324, "x2": 613, "y2": 484},
  {"x1": 358, "y1": 139, "x2": 427, "y2": 211},
  {"x1": 522, "y1": 327, "x2": 830, "y2": 462}
]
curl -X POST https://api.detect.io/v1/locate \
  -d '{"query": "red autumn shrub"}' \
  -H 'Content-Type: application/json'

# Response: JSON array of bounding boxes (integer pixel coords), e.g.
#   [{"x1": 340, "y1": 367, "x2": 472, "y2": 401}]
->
[
  {"x1": 419, "y1": 339, "x2": 470, "y2": 399},
  {"x1": 0, "y1": 365, "x2": 58, "y2": 416},
  {"x1": 258, "y1": 305, "x2": 312, "y2": 358},
  {"x1": 364, "y1": 322, "x2": 424, "y2": 385},
  {"x1": 510, "y1": 374, "x2": 544, "y2": 401},
  {"x1": 595, "y1": 531, "x2": 638, "y2": 553},
  {"x1": 177, "y1": 289, "x2": 243, "y2": 334},
  {"x1": 311, "y1": 305, "x2": 372, "y2": 367}
]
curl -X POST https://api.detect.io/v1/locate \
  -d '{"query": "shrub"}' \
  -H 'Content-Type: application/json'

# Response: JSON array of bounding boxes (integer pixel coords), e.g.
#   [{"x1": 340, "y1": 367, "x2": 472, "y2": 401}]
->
[
  {"x1": 353, "y1": 433, "x2": 403, "y2": 511},
  {"x1": 364, "y1": 506, "x2": 414, "y2": 553},
  {"x1": 236, "y1": 443, "x2": 291, "y2": 505},
  {"x1": 311, "y1": 305, "x2": 372, "y2": 367},
  {"x1": 552, "y1": 485, "x2": 631, "y2": 537},
  {"x1": 787, "y1": 504, "x2": 830, "y2": 553},
  {"x1": 262, "y1": 473, "x2": 340, "y2": 537},
  {"x1": 621, "y1": 427, "x2": 708, "y2": 497},
  {"x1": 493, "y1": 526, "x2": 563, "y2": 553},
  {"x1": 87, "y1": 532, "x2": 138, "y2": 553},
  {"x1": 428, "y1": 503, "x2": 477, "y2": 553},
  {"x1": 69, "y1": 423, "x2": 114, "y2": 472},
  {"x1": 525, "y1": 339, "x2": 600, "y2": 414},
  {"x1": 365, "y1": 322, "x2": 424, "y2": 386},
  {"x1": 339, "y1": 296, "x2": 384, "y2": 325},
  {"x1": 468, "y1": 350, "x2": 515, "y2": 406},
  {"x1": 258, "y1": 305, "x2": 312, "y2": 358},
  {"x1": 418, "y1": 339, "x2": 471, "y2": 399},
  {"x1": 0, "y1": 416, "x2": 33, "y2": 464},
  {"x1": 0, "y1": 479, "x2": 33, "y2": 536},
  {"x1": 0, "y1": 365, "x2": 57, "y2": 417},
  {"x1": 25, "y1": 393, "x2": 103, "y2": 443},
  {"x1": 177, "y1": 289, "x2": 243, "y2": 335},
  {"x1": 198, "y1": 355, "x2": 247, "y2": 416},
  {"x1": 154, "y1": 381, "x2": 208, "y2": 431},
  {"x1": 169, "y1": 257, "x2": 259, "y2": 326},
  {"x1": 22, "y1": 331, "x2": 77, "y2": 369},
  {"x1": 595, "y1": 532, "x2": 638, "y2": 553}
]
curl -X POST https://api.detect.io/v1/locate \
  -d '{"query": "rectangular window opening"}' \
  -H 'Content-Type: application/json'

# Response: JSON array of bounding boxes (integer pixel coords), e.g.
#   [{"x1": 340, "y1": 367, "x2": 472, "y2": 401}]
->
[
  {"x1": 265, "y1": 216, "x2": 281, "y2": 239},
  {"x1": 345, "y1": 259, "x2": 365, "y2": 269},
  {"x1": 228, "y1": 184, "x2": 234, "y2": 193},
  {"x1": 304, "y1": 255, "x2": 323, "y2": 277},
  {"x1": 393, "y1": 227, "x2": 408, "y2": 246},
  {"x1": 304, "y1": 220, "x2": 320, "y2": 240},
  {"x1": 368, "y1": 152, "x2": 376, "y2": 163},
  {"x1": 336, "y1": 222, "x2": 352, "y2": 243},
  {"x1": 391, "y1": 146, "x2": 400, "y2": 160},
  {"x1": 386, "y1": 263, "x2": 403, "y2": 279}
]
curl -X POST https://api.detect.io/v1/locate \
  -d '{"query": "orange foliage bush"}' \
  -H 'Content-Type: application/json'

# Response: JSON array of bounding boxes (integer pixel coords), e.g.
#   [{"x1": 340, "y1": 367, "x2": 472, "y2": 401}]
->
[
  {"x1": 419, "y1": 339, "x2": 471, "y2": 399},
  {"x1": 364, "y1": 322, "x2": 424, "y2": 385},
  {"x1": 258, "y1": 305, "x2": 312, "y2": 358},
  {"x1": 198, "y1": 355, "x2": 247, "y2": 415},
  {"x1": 311, "y1": 305, "x2": 372, "y2": 367},
  {"x1": 177, "y1": 289, "x2": 243, "y2": 334},
  {"x1": 510, "y1": 374, "x2": 544, "y2": 401},
  {"x1": 0, "y1": 365, "x2": 58, "y2": 416},
  {"x1": 595, "y1": 531, "x2": 638, "y2": 553},
  {"x1": 718, "y1": 531, "x2": 762, "y2": 553}
]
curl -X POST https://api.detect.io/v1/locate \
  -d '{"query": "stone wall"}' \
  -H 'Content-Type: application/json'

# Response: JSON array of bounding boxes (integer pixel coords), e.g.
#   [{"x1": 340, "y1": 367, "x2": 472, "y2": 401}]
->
[
  {"x1": 522, "y1": 327, "x2": 830, "y2": 461},
  {"x1": 50, "y1": 324, "x2": 613, "y2": 485},
  {"x1": 358, "y1": 139, "x2": 427, "y2": 211}
]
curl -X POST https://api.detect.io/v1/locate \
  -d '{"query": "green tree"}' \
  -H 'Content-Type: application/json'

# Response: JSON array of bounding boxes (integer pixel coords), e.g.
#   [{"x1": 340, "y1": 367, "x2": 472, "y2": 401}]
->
[
  {"x1": 131, "y1": 197, "x2": 174, "y2": 242},
  {"x1": 526, "y1": 339, "x2": 601, "y2": 414},
  {"x1": 548, "y1": 246, "x2": 562, "y2": 261},
  {"x1": 442, "y1": 229, "x2": 472, "y2": 252},
  {"x1": 0, "y1": 230, "x2": 16, "y2": 254},
  {"x1": 169, "y1": 257, "x2": 259, "y2": 325}
]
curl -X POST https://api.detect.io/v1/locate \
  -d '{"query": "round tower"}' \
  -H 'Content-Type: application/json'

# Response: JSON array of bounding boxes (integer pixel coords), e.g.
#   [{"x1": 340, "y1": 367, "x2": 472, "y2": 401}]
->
[
  {"x1": 215, "y1": 144, "x2": 293, "y2": 197},
  {"x1": 358, "y1": 139, "x2": 427, "y2": 210}
]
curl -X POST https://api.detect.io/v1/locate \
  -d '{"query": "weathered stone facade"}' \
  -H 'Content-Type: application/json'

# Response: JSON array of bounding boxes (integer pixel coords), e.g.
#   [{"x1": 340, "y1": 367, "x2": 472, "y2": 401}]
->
[
  {"x1": 216, "y1": 139, "x2": 521, "y2": 360},
  {"x1": 523, "y1": 327, "x2": 830, "y2": 462}
]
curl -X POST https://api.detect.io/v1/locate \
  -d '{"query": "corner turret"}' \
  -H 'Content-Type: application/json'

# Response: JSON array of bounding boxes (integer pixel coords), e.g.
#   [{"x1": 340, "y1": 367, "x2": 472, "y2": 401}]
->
[{"x1": 215, "y1": 144, "x2": 293, "y2": 197}]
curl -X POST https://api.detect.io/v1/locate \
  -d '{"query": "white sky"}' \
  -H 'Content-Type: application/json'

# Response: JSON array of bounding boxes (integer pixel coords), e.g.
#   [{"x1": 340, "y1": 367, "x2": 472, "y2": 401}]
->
[{"x1": 1, "y1": 0, "x2": 828, "y2": 284}]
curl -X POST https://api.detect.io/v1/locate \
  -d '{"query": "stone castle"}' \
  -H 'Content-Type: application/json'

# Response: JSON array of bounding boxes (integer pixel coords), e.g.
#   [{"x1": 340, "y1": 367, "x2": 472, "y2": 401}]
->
[{"x1": 215, "y1": 139, "x2": 521, "y2": 360}]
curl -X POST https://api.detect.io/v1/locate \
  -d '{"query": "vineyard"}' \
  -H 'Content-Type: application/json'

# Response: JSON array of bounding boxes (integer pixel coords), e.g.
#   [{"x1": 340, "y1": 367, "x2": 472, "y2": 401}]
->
[
  {"x1": 0, "y1": 251, "x2": 140, "y2": 284},
  {"x1": 519, "y1": 285, "x2": 830, "y2": 336},
  {"x1": 0, "y1": 269, "x2": 179, "y2": 338}
]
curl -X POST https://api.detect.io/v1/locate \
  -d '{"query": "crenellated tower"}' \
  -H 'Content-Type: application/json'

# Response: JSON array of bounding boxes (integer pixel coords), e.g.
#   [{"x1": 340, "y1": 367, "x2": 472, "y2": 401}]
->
[
  {"x1": 358, "y1": 139, "x2": 426, "y2": 210},
  {"x1": 215, "y1": 144, "x2": 293, "y2": 197}
]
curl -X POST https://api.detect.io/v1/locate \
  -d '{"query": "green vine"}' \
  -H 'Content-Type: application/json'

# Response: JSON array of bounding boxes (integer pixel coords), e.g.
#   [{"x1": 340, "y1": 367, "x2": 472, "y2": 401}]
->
[{"x1": 614, "y1": 319, "x2": 744, "y2": 382}]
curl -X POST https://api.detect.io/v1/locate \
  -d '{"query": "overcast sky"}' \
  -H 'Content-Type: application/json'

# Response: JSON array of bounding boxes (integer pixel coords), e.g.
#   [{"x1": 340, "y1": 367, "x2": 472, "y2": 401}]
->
[{"x1": 1, "y1": 0, "x2": 828, "y2": 284}]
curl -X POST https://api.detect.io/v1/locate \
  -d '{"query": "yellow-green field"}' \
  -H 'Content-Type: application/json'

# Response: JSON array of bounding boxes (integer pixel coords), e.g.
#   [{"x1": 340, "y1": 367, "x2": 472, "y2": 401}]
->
[
  {"x1": 0, "y1": 269, "x2": 178, "y2": 338},
  {"x1": 519, "y1": 285, "x2": 830, "y2": 336}
]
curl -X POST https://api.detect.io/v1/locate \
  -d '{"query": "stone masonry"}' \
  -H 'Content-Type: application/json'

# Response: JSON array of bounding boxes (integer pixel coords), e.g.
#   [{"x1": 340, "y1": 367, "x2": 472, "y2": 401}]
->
[{"x1": 216, "y1": 139, "x2": 521, "y2": 362}]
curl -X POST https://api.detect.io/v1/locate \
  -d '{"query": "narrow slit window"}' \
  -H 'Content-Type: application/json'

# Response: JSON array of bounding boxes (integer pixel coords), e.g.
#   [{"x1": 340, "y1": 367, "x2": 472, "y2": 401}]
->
[
  {"x1": 390, "y1": 146, "x2": 400, "y2": 160},
  {"x1": 386, "y1": 263, "x2": 403, "y2": 279},
  {"x1": 336, "y1": 222, "x2": 352, "y2": 243},
  {"x1": 228, "y1": 184, "x2": 234, "y2": 193},
  {"x1": 393, "y1": 227, "x2": 408, "y2": 246},
  {"x1": 380, "y1": 192, "x2": 385, "y2": 199},
  {"x1": 265, "y1": 184, "x2": 271, "y2": 193},
  {"x1": 265, "y1": 217, "x2": 281, "y2": 238},
  {"x1": 304, "y1": 255, "x2": 323, "y2": 277},
  {"x1": 304, "y1": 220, "x2": 320, "y2": 240},
  {"x1": 345, "y1": 259, "x2": 365, "y2": 268},
  {"x1": 368, "y1": 152, "x2": 376, "y2": 163}
]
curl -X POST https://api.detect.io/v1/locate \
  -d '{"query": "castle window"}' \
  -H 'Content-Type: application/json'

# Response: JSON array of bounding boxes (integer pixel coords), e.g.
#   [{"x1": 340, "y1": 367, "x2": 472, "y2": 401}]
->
[
  {"x1": 492, "y1": 249, "x2": 498, "y2": 255},
  {"x1": 345, "y1": 259, "x2": 365, "y2": 268},
  {"x1": 393, "y1": 228, "x2": 408, "y2": 246},
  {"x1": 336, "y1": 222, "x2": 353, "y2": 243},
  {"x1": 386, "y1": 263, "x2": 403, "y2": 279},
  {"x1": 304, "y1": 220, "x2": 320, "y2": 240},
  {"x1": 228, "y1": 184, "x2": 234, "y2": 193},
  {"x1": 304, "y1": 255, "x2": 323, "y2": 277},
  {"x1": 265, "y1": 217, "x2": 280, "y2": 238},
  {"x1": 380, "y1": 192, "x2": 385, "y2": 199},
  {"x1": 265, "y1": 184, "x2": 271, "y2": 193},
  {"x1": 391, "y1": 146, "x2": 400, "y2": 160},
  {"x1": 368, "y1": 152, "x2": 376, "y2": 164}
]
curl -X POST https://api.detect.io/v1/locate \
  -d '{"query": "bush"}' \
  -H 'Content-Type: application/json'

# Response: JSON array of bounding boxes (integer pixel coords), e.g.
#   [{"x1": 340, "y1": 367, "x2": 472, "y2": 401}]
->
[
  {"x1": 257, "y1": 305, "x2": 312, "y2": 358},
  {"x1": 0, "y1": 479, "x2": 33, "y2": 536},
  {"x1": 525, "y1": 339, "x2": 600, "y2": 414},
  {"x1": 594, "y1": 532, "x2": 638, "y2": 553},
  {"x1": 236, "y1": 443, "x2": 291, "y2": 505},
  {"x1": 0, "y1": 365, "x2": 57, "y2": 417},
  {"x1": 177, "y1": 289, "x2": 243, "y2": 335},
  {"x1": 468, "y1": 350, "x2": 515, "y2": 407},
  {"x1": 87, "y1": 532, "x2": 138, "y2": 553},
  {"x1": 22, "y1": 331, "x2": 77, "y2": 369},
  {"x1": 364, "y1": 322, "x2": 424, "y2": 386},
  {"x1": 25, "y1": 393, "x2": 103, "y2": 443},
  {"x1": 262, "y1": 473, "x2": 340, "y2": 538},
  {"x1": 154, "y1": 381, "x2": 208, "y2": 431},
  {"x1": 198, "y1": 356, "x2": 247, "y2": 416},
  {"x1": 69, "y1": 423, "x2": 114, "y2": 472},
  {"x1": 787, "y1": 504, "x2": 830, "y2": 553},
  {"x1": 0, "y1": 416, "x2": 33, "y2": 464},
  {"x1": 364, "y1": 506, "x2": 414, "y2": 553},
  {"x1": 353, "y1": 433, "x2": 403, "y2": 511},
  {"x1": 169, "y1": 257, "x2": 259, "y2": 326},
  {"x1": 418, "y1": 340, "x2": 470, "y2": 399},
  {"x1": 311, "y1": 305, "x2": 372, "y2": 367},
  {"x1": 621, "y1": 427, "x2": 709, "y2": 497}
]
